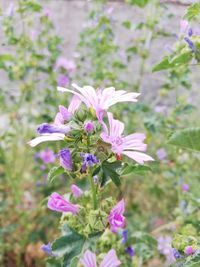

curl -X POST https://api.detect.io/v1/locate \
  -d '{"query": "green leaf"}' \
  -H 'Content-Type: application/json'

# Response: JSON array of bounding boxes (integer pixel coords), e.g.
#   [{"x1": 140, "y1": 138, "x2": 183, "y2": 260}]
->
[
  {"x1": 69, "y1": 257, "x2": 79, "y2": 267},
  {"x1": 168, "y1": 128, "x2": 200, "y2": 152},
  {"x1": 122, "y1": 21, "x2": 131, "y2": 29},
  {"x1": 0, "y1": 54, "x2": 15, "y2": 62},
  {"x1": 48, "y1": 166, "x2": 65, "y2": 183},
  {"x1": 182, "y1": 253, "x2": 200, "y2": 267},
  {"x1": 126, "y1": 0, "x2": 149, "y2": 7},
  {"x1": 46, "y1": 258, "x2": 62, "y2": 267},
  {"x1": 130, "y1": 232, "x2": 157, "y2": 247},
  {"x1": 122, "y1": 164, "x2": 151, "y2": 176},
  {"x1": 52, "y1": 226, "x2": 85, "y2": 267},
  {"x1": 152, "y1": 52, "x2": 192, "y2": 72},
  {"x1": 102, "y1": 161, "x2": 121, "y2": 187},
  {"x1": 184, "y1": 3, "x2": 200, "y2": 21}
]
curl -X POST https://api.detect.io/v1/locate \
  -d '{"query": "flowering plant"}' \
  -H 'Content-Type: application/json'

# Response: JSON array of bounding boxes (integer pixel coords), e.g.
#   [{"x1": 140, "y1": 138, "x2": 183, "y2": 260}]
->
[{"x1": 28, "y1": 83, "x2": 153, "y2": 266}]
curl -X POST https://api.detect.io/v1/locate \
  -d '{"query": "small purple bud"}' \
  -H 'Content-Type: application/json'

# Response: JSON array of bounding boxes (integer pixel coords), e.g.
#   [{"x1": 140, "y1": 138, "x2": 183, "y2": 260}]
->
[
  {"x1": 41, "y1": 243, "x2": 56, "y2": 257},
  {"x1": 80, "y1": 153, "x2": 99, "y2": 172},
  {"x1": 125, "y1": 246, "x2": 134, "y2": 257},
  {"x1": 121, "y1": 229, "x2": 128, "y2": 244},
  {"x1": 71, "y1": 184, "x2": 83, "y2": 198},
  {"x1": 184, "y1": 246, "x2": 194, "y2": 256},
  {"x1": 93, "y1": 175, "x2": 98, "y2": 183},
  {"x1": 83, "y1": 121, "x2": 95, "y2": 133},
  {"x1": 181, "y1": 183, "x2": 189, "y2": 192},
  {"x1": 184, "y1": 37, "x2": 196, "y2": 52},
  {"x1": 172, "y1": 248, "x2": 184, "y2": 259},
  {"x1": 188, "y1": 27, "x2": 193, "y2": 37},
  {"x1": 37, "y1": 123, "x2": 70, "y2": 134},
  {"x1": 59, "y1": 149, "x2": 72, "y2": 170}
]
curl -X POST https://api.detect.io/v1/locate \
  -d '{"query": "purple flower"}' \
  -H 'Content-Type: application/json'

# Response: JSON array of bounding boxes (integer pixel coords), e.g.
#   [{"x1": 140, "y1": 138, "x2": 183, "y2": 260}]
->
[
  {"x1": 41, "y1": 243, "x2": 56, "y2": 257},
  {"x1": 37, "y1": 123, "x2": 70, "y2": 134},
  {"x1": 180, "y1": 20, "x2": 189, "y2": 34},
  {"x1": 57, "y1": 83, "x2": 140, "y2": 121},
  {"x1": 108, "y1": 199, "x2": 125, "y2": 233},
  {"x1": 184, "y1": 246, "x2": 194, "y2": 256},
  {"x1": 6, "y1": 3, "x2": 15, "y2": 17},
  {"x1": 181, "y1": 183, "x2": 189, "y2": 192},
  {"x1": 59, "y1": 149, "x2": 72, "y2": 170},
  {"x1": 38, "y1": 149, "x2": 55, "y2": 164},
  {"x1": 156, "y1": 148, "x2": 167, "y2": 161},
  {"x1": 80, "y1": 249, "x2": 121, "y2": 267},
  {"x1": 54, "y1": 96, "x2": 81, "y2": 125},
  {"x1": 47, "y1": 192, "x2": 79, "y2": 214},
  {"x1": 101, "y1": 113, "x2": 153, "y2": 164},
  {"x1": 71, "y1": 184, "x2": 83, "y2": 198},
  {"x1": 188, "y1": 27, "x2": 193, "y2": 37},
  {"x1": 55, "y1": 58, "x2": 76, "y2": 72},
  {"x1": 57, "y1": 74, "x2": 69, "y2": 87},
  {"x1": 184, "y1": 37, "x2": 196, "y2": 52},
  {"x1": 84, "y1": 121, "x2": 95, "y2": 133},
  {"x1": 125, "y1": 246, "x2": 134, "y2": 257},
  {"x1": 80, "y1": 153, "x2": 99, "y2": 172},
  {"x1": 172, "y1": 248, "x2": 184, "y2": 259},
  {"x1": 121, "y1": 229, "x2": 128, "y2": 244}
]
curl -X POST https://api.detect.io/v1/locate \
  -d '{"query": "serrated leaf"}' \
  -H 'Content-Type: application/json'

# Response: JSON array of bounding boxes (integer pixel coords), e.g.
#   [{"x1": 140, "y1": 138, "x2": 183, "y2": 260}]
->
[
  {"x1": 122, "y1": 164, "x2": 151, "y2": 176},
  {"x1": 168, "y1": 128, "x2": 200, "y2": 152},
  {"x1": 52, "y1": 226, "x2": 85, "y2": 267},
  {"x1": 48, "y1": 166, "x2": 65, "y2": 183},
  {"x1": 183, "y1": 253, "x2": 200, "y2": 267}
]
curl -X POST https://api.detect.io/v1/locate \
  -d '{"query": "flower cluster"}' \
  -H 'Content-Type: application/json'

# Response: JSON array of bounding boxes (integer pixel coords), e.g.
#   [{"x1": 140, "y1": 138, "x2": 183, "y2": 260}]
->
[{"x1": 28, "y1": 83, "x2": 153, "y2": 266}]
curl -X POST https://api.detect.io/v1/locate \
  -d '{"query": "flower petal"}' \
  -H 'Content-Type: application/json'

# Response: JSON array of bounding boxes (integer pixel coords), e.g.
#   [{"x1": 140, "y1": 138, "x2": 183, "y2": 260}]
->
[
  {"x1": 122, "y1": 151, "x2": 154, "y2": 165},
  {"x1": 80, "y1": 250, "x2": 97, "y2": 267},
  {"x1": 100, "y1": 249, "x2": 121, "y2": 267},
  {"x1": 28, "y1": 133, "x2": 65, "y2": 147}
]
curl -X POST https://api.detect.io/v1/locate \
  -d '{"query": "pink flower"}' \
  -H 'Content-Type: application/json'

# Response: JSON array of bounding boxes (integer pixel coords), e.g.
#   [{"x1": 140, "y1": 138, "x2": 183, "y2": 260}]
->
[
  {"x1": 101, "y1": 113, "x2": 154, "y2": 164},
  {"x1": 181, "y1": 183, "x2": 189, "y2": 192},
  {"x1": 47, "y1": 192, "x2": 79, "y2": 214},
  {"x1": 80, "y1": 249, "x2": 121, "y2": 267},
  {"x1": 71, "y1": 184, "x2": 83, "y2": 198},
  {"x1": 184, "y1": 246, "x2": 194, "y2": 255},
  {"x1": 55, "y1": 57, "x2": 76, "y2": 72},
  {"x1": 108, "y1": 199, "x2": 125, "y2": 233},
  {"x1": 54, "y1": 95, "x2": 81, "y2": 125},
  {"x1": 84, "y1": 120, "x2": 95, "y2": 133},
  {"x1": 38, "y1": 149, "x2": 55, "y2": 164},
  {"x1": 58, "y1": 83, "x2": 140, "y2": 121}
]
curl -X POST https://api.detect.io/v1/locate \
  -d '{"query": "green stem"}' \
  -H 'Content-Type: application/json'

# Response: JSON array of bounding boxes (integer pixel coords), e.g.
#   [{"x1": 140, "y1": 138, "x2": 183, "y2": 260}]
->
[{"x1": 88, "y1": 170, "x2": 97, "y2": 210}]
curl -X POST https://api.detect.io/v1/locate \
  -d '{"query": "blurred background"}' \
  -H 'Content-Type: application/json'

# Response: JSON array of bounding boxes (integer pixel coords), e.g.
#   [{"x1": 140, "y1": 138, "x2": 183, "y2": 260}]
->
[{"x1": 0, "y1": 0, "x2": 199, "y2": 266}]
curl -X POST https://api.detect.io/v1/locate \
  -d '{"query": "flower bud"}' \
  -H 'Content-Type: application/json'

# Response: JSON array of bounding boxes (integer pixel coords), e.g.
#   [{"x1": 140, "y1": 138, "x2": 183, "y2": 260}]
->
[
  {"x1": 184, "y1": 246, "x2": 194, "y2": 256},
  {"x1": 59, "y1": 148, "x2": 72, "y2": 170},
  {"x1": 83, "y1": 120, "x2": 94, "y2": 133}
]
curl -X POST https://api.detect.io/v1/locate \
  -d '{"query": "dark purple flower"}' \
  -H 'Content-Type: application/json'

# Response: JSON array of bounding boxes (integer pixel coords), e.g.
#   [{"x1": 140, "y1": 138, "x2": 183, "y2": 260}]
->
[
  {"x1": 80, "y1": 153, "x2": 99, "y2": 172},
  {"x1": 57, "y1": 74, "x2": 69, "y2": 87},
  {"x1": 121, "y1": 229, "x2": 128, "y2": 244},
  {"x1": 125, "y1": 246, "x2": 134, "y2": 257},
  {"x1": 172, "y1": 248, "x2": 184, "y2": 259},
  {"x1": 59, "y1": 149, "x2": 72, "y2": 170},
  {"x1": 184, "y1": 37, "x2": 196, "y2": 52},
  {"x1": 37, "y1": 123, "x2": 70, "y2": 134},
  {"x1": 41, "y1": 243, "x2": 56, "y2": 257},
  {"x1": 188, "y1": 27, "x2": 193, "y2": 37}
]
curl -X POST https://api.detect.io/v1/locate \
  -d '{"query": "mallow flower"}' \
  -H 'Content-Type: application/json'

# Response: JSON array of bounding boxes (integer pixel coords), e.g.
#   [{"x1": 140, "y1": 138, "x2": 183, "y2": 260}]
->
[
  {"x1": 80, "y1": 153, "x2": 99, "y2": 172},
  {"x1": 47, "y1": 192, "x2": 79, "y2": 214},
  {"x1": 80, "y1": 249, "x2": 121, "y2": 267},
  {"x1": 108, "y1": 199, "x2": 125, "y2": 233},
  {"x1": 101, "y1": 113, "x2": 154, "y2": 164},
  {"x1": 28, "y1": 96, "x2": 81, "y2": 147},
  {"x1": 57, "y1": 83, "x2": 140, "y2": 121}
]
